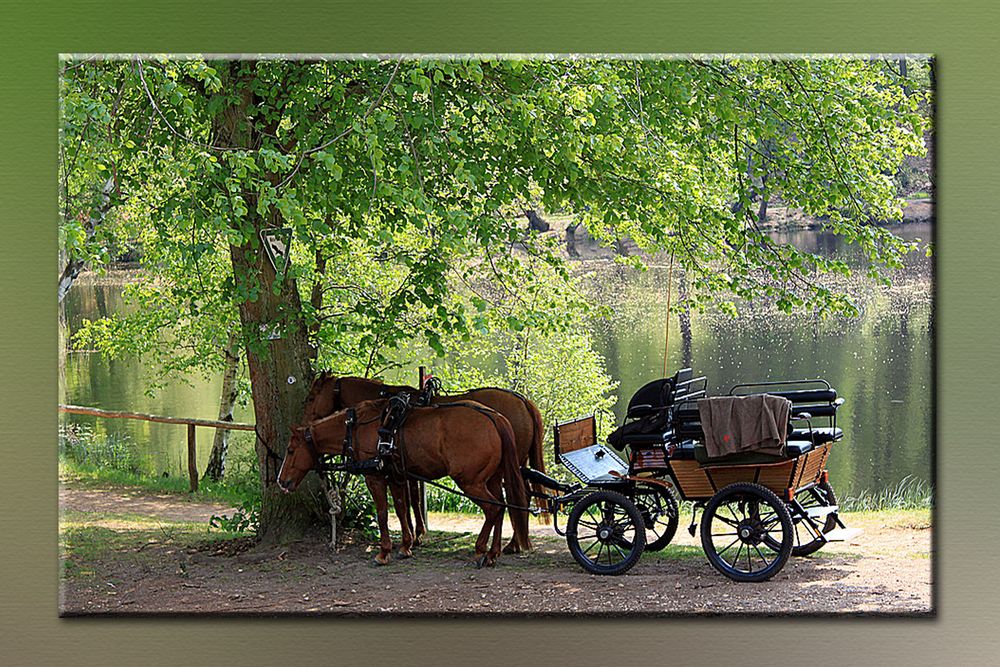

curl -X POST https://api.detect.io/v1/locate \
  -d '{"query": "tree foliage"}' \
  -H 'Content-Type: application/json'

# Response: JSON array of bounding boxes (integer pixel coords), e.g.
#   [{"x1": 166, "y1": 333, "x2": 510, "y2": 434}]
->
[{"x1": 61, "y1": 55, "x2": 930, "y2": 536}]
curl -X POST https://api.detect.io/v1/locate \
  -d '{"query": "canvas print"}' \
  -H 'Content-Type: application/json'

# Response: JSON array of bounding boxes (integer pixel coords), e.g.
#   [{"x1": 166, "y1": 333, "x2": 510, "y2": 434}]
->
[{"x1": 58, "y1": 54, "x2": 933, "y2": 614}]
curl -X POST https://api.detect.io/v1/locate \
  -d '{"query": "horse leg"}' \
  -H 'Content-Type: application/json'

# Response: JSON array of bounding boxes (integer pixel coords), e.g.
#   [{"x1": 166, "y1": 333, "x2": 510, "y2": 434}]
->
[
  {"x1": 486, "y1": 474, "x2": 506, "y2": 566},
  {"x1": 364, "y1": 476, "x2": 393, "y2": 565},
  {"x1": 389, "y1": 481, "x2": 414, "y2": 559},
  {"x1": 409, "y1": 479, "x2": 427, "y2": 545},
  {"x1": 459, "y1": 481, "x2": 502, "y2": 568}
]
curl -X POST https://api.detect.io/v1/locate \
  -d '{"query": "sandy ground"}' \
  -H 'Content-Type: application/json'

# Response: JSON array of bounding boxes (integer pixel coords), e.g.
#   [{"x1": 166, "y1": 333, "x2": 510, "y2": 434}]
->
[{"x1": 59, "y1": 483, "x2": 932, "y2": 616}]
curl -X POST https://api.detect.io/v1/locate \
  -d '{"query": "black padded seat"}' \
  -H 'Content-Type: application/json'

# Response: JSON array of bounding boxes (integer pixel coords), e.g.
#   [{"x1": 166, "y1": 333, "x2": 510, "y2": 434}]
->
[
  {"x1": 668, "y1": 442, "x2": 698, "y2": 460},
  {"x1": 692, "y1": 440, "x2": 813, "y2": 465},
  {"x1": 790, "y1": 427, "x2": 842, "y2": 445},
  {"x1": 784, "y1": 440, "x2": 814, "y2": 457},
  {"x1": 693, "y1": 444, "x2": 785, "y2": 466},
  {"x1": 621, "y1": 431, "x2": 672, "y2": 445}
]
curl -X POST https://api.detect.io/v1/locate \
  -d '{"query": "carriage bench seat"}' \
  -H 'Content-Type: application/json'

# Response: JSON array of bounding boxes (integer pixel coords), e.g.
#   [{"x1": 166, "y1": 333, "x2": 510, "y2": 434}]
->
[
  {"x1": 790, "y1": 426, "x2": 842, "y2": 445},
  {"x1": 621, "y1": 430, "x2": 672, "y2": 446},
  {"x1": 691, "y1": 440, "x2": 813, "y2": 465}
]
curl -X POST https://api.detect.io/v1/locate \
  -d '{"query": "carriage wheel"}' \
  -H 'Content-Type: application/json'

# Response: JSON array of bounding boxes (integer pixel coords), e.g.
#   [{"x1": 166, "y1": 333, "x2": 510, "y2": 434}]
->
[
  {"x1": 631, "y1": 483, "x2": 679, "y2": 551},
  {"x1": 700, "y1": 483, "x2": 793, "y2": 582},
  {"x1": 770, "y1": 481, "x2": 839, "y2": 557},
  {"x1": 566, "y1": 490, "x2": 646, "y2": 576}
]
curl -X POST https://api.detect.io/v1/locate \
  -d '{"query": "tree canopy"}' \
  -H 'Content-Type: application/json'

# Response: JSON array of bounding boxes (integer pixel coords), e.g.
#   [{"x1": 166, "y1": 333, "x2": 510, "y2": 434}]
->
[{"x1": 60, "y1": 55, "x2": 930, "y2": 539}]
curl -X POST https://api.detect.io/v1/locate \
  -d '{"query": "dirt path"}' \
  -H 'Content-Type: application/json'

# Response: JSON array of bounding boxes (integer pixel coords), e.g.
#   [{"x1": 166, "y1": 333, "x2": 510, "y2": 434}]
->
[
  {"x1": 59, "y1": 484, "x2": 932, "y2": 615},
  {"x1": 60, "y1": 484, "x2": 236, "y2": 523}
]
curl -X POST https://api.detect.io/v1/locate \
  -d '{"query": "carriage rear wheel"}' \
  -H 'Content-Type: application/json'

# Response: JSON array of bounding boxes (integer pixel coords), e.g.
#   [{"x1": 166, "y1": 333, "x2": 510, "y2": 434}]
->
[
  {"x1": 567, "y1": 490, "x2": 646, "y2": 576},
  {"x1": 700, "y1": 483, "x2": 793, "y2": 582},
  {"x1": 767, "y1": 481, "x2": 839, "y2": 557},
  {"x1": 631, "y1": 483, "x2": 679, "y2": 552}
]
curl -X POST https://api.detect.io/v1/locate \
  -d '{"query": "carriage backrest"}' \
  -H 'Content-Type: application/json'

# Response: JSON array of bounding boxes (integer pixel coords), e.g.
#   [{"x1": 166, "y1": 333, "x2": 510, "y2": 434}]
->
[
  {"x1": 670, "y1": 378, "x2": 843, "y2": 444},
  {"x1": 553, "y1": 415, "x2": 598, "y2": 456},
  {"x1": 624, "y1": 368, "x2": 706, "y2": 417},
  {"x1": 728, "y1": 379, "x2": 843, "y2": 428}
]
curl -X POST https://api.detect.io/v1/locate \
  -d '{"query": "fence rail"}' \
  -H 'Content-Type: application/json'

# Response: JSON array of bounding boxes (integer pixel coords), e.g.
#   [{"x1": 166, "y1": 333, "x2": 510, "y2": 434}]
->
[{"x1": 58, "y1": 404, "x2": 255, "y2": 492}]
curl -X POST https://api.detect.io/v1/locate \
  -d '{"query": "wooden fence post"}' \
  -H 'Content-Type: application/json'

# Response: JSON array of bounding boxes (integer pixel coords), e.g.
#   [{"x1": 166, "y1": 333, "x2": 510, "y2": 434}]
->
[{"x1": 187, "y1": 424, "x2": 198, "y2": 492}]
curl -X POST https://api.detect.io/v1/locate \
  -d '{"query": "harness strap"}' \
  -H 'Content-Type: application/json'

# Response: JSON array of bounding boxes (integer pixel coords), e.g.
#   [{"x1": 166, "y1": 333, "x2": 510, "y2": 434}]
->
[{"x1": 255, "y1": 426, "x2": 285, "y2": 462}]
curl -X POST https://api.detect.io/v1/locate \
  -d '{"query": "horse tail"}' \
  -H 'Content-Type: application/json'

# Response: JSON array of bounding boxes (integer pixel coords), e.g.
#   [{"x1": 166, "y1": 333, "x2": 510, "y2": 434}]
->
[
  {"x1": 523, "y1": 398, "x2": 551, "y2": 525},
  {"x1": 496, "y1": 414, "x2": 532, "y2": 552}
]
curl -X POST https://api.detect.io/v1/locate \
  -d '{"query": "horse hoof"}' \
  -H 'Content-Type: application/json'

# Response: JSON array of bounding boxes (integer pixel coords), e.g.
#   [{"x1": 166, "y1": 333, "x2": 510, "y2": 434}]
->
[
  {"x1": 374, "y1": 553, "x2": 392, "y2": 566},
  {"x1": 474, "y1": 555, "x2": 488, "y2": 569},
  {"x1": 398, "y1": 548, "x2": 413, "y2": 559},
  {"x1": 502, "y1": 543, "x2": 520, "y2": 555}
]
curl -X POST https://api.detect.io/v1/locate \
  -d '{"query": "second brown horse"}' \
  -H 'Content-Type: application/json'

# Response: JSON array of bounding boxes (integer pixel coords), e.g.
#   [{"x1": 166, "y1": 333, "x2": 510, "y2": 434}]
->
[{"x1": 303, "y1": 374, "x2": 545, "y2": 552}]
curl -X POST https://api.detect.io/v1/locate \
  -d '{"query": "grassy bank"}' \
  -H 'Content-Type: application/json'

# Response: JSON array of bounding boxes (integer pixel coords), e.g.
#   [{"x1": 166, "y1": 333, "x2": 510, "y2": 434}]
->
[{"x1": 59, "y1": 425, "x2": 260, "y2": 507}]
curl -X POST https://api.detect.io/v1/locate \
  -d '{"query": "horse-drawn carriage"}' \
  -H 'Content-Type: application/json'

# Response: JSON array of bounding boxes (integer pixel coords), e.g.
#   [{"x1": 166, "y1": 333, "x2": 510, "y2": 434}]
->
[
  {"x1": 279, "y1": 369, "x2": 859, "y2": 581},
  {"x1": 522, "y1": 369, "x2": 860, "y2": 581}
]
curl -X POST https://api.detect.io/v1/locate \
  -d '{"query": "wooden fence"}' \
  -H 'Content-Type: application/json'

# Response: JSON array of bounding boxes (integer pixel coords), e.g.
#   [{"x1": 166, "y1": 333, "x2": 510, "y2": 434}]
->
[{"x1": 58, "y1": 404, "x2": 255, "y2": 492}]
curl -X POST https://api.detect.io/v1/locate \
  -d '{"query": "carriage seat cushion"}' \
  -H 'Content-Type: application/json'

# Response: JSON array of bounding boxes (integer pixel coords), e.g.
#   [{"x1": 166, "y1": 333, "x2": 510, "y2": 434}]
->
[
  {"x1": 790, "y1": 426, "x2": 842, "y2": 445},
  {"x1": 621, "y1": 430, "x2": 672, "y2": 445},
  {"x1": 692, "y1": 440, "x2": 813, "y2": 465}
]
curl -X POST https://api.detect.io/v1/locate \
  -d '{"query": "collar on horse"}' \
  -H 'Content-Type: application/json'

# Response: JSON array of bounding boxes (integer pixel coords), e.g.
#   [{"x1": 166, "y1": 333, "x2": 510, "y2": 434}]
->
[
  {"x1": 333, "y1": 407, "x2": 386, "y2": 475},
  {"x1": 377, "y1": 392, "x2": 413, "y2": 456}
]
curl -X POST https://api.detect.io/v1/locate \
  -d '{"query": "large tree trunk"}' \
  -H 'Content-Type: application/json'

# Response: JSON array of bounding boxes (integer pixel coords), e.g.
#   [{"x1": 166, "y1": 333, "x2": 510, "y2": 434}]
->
[
  {"x1": 230, "y1": 237, "x2": 321, "y2": 543},
  {"x1": 203, "y1": 335, "x2": 240, "y2": 482},
  {"x1": 216, "y1": 62, "x2": 322, "y2": 543}
]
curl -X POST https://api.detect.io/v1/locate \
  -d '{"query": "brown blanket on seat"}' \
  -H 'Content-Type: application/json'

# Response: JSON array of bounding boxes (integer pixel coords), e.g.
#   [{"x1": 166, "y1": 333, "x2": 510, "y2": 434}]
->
[{"x1": 697, "y1": 394, "x2": 791, "y2": 459}]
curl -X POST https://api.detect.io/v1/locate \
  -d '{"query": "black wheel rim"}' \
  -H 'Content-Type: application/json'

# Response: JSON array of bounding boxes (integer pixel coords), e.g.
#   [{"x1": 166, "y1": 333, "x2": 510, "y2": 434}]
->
[
  {"x1": 706, "y1": 495, "x2": 786, "y2": 576},
  {"x1": 574, "y1": 500, "x2": 641, "y2": 570},
  {"x1": 633, "y1": 487, "x2": 677, "y2": 549}
]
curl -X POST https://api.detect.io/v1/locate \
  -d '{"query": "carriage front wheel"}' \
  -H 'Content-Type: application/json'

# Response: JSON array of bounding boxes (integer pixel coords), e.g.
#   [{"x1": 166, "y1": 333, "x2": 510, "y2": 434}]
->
[
  {"x1": 566, "y1": 490, "x2": 646, "y2": 576},
  {"x1": 700, "y1": 483, "x2": 793, "y2": 582}
]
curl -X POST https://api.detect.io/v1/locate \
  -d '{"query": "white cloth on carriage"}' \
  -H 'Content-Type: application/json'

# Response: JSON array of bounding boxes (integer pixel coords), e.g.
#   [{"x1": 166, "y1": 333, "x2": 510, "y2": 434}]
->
[{"x1": 697, "y1": 394, "x2": 791, "y2": 459}]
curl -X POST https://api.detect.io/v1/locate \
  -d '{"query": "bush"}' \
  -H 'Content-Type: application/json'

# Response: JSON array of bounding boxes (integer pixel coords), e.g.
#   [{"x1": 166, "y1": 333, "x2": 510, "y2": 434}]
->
[
  {"x1": 209, "y1": 498, "x2": 260, "y2": 533},
  {"x1": 59, "y1": 424, "x2": 140, "y2": 474}
]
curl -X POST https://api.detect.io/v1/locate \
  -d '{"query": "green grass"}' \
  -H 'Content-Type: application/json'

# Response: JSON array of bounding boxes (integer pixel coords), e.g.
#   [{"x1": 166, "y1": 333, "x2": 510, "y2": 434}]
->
[
  {"x1": 61, "y1": 462, "x2": 259, "y2": 506},
  {"x1": 840, "y1": 475, "x2": 933, "y2": 512},
  {"x1": 59, "y1": 424, "x2": 260, "y2": 506}
]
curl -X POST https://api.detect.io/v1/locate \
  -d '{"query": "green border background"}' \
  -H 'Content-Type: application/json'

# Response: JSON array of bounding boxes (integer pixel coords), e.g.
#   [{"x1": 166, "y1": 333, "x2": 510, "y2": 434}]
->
[{"x1": 2, "y1": 0, "x2": 996, "y2": 663}]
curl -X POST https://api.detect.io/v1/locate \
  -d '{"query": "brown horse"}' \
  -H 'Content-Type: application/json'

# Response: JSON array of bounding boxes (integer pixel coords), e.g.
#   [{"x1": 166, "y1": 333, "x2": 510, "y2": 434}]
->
[
  {"x1": 303, "y1": 374, "x2": 545, "y2": 552},
  {"x1": 278, "y1": 399, "x2": 529, "y2": 568}
]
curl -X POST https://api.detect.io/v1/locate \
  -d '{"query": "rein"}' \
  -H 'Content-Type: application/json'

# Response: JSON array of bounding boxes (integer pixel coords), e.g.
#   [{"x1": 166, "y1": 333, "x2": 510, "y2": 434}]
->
[{"x1": 255, "y1": 426, "x2": 285, "y2": 463}]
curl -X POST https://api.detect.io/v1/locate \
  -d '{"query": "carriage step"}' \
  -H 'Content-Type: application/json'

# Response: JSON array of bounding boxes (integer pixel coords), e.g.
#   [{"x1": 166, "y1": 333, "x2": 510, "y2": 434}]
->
[
  {"x1": 805, "y1": 505, "x2": 839, "y2": 519},
  {"x1": 822, "y1": 527, "x2": 863, "y2": 543}
]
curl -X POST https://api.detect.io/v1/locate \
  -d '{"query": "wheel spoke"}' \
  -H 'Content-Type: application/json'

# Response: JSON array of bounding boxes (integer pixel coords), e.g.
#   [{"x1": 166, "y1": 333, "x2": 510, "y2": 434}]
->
[
  {"x1": 717, "y1": 536, "x2": 741, "y2": 557},
  {"x1": 753, "y1": 544, "x2": 771, "y2": 568}
]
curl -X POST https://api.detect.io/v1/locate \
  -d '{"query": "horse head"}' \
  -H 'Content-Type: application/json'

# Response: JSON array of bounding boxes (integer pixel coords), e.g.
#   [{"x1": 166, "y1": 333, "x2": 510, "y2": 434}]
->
[{"x1": 276, "y1": 426, "x2": 317, "y2": 493}]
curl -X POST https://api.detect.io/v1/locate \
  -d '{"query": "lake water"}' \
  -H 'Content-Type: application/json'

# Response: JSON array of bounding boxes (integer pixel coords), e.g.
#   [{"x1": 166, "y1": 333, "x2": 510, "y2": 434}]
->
[{"x1": 60, "y1": 224, "x2": 932, "y2": 498}]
